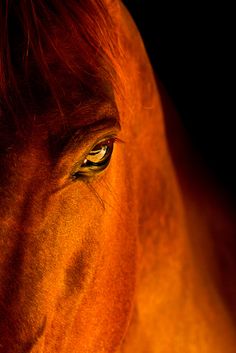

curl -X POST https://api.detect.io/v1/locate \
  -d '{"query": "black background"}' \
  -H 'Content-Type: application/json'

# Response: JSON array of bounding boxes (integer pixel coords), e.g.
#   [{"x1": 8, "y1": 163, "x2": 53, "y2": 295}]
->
[{"x1": 123, "y1": 1, "x2": 235, "y2": 198}]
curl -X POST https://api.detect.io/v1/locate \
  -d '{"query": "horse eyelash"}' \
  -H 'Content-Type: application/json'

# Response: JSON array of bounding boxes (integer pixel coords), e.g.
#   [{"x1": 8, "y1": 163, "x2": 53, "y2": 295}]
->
[
  {"x1": 70, "y1": 136, "x2": 124, "y2": 181},
  {"x1": 113, "y1": 137, "x2": 125, "y2": 145}
]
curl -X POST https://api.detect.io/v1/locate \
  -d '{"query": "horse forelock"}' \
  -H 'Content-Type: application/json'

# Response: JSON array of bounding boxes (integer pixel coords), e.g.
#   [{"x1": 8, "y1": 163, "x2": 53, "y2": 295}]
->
[{"x1": 0, "y1": 0, "x2": 122, "y2": 130}]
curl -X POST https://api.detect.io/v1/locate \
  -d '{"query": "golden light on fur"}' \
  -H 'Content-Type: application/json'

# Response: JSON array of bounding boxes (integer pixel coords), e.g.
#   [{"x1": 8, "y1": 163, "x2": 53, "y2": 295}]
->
[{"x1": 0, "y1": 1, "x2": 236, "y2": 353}]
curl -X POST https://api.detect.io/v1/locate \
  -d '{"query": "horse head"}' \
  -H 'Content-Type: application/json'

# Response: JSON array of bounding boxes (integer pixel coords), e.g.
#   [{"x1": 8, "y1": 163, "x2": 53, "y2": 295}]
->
[{"x1": 0, "y1": 1, "x2": 236, "y2": 353}]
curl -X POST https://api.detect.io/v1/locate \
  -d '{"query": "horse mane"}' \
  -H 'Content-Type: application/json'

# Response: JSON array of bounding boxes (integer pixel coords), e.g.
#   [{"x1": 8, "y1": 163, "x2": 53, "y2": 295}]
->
[{"x1": 0, "y1": 0, "x2": 120, "y2": 124}]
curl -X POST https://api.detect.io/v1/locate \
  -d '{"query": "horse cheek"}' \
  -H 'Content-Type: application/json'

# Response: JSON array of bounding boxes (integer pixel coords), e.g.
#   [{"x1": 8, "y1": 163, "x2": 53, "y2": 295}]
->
[
  {"x1": 66, "y1": 161, "x2": 137, "y2": 352},
  {"x1": 38, "y1": 163, "x2": 137, "y2": 353}
]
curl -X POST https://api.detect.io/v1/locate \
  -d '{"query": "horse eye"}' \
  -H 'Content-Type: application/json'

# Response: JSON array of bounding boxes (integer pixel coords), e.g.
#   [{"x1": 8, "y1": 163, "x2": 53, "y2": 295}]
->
[{"x1": 71, "y1": 138, "x2": 115, "y2": 179}]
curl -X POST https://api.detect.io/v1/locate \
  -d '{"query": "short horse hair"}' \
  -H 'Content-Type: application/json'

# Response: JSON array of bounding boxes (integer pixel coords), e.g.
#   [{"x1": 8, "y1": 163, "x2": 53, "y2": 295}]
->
[{"x1": 0, "y1": 0, "x2": 120, "y2": 124}]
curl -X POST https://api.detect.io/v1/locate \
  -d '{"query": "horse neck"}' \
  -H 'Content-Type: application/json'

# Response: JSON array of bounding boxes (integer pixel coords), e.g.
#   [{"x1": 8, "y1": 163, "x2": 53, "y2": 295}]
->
[
  {"x1": 121, "y1": 87, "x2": 236, "y2": 353},
  {"x1": 116, "y1": 4, "x2": 236, "y2": 350}
]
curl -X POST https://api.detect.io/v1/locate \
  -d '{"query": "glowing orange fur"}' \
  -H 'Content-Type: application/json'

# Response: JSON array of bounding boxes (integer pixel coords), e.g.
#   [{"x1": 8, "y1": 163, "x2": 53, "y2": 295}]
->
[{"x1": 0, "y1": 1, "x2": 236, "y2": 353}]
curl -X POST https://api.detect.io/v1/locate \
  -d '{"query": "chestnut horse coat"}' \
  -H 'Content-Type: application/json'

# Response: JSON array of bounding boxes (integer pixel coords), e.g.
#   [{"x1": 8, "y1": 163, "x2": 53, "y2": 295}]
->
[{"x1": 0, "y1": 1, "x2": 236, "y2": 352}]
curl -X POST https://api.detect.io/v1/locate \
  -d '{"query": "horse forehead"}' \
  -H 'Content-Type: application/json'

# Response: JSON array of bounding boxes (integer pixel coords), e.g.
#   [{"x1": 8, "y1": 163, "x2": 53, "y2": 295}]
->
[
  {"x1": 0, "y1": 119, "x2": 46, "y2": 156},
  {"x1": 0, "y1": 72, "x2": 117, "y2": 137}
]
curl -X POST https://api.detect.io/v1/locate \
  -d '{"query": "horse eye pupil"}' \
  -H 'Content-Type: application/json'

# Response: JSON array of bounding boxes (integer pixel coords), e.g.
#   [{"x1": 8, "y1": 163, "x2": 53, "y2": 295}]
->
[
  {"x1": 86, "y1": 145, "x2": 108, "y2": 164},
  {"x1": 71, "y1": 138, "x2": 115, "y2": 180}
]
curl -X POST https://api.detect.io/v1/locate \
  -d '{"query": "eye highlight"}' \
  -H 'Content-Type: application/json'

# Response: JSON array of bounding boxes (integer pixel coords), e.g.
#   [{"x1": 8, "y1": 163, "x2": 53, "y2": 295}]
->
[{"x1": 71, "y1": 137, "x2": 116, "y2": 180}]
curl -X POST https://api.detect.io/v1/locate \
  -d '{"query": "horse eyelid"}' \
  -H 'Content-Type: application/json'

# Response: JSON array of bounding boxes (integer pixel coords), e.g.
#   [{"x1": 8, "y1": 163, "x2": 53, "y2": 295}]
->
[
  {"x1": 82, "y1": 135, "x2": 124, "y2": 165},
  {"x1": 70, "y1": 137, "x2": 124, "y2": 180}
]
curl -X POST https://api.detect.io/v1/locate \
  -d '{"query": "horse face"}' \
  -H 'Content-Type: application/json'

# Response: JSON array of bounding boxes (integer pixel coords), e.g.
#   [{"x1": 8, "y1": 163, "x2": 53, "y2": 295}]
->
[
  {"x1": 0, "y1": 1, "x2": 164, "y2": 352},
  {"x1": 0, "y1": 115, "x2": 137, "y2": 352}
]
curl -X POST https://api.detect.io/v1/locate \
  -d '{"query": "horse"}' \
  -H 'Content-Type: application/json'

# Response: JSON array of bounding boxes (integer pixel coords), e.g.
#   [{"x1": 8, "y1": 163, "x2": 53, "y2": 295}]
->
[{"x1": 0, "y1": 1, "x2": 236, "y2": 352}]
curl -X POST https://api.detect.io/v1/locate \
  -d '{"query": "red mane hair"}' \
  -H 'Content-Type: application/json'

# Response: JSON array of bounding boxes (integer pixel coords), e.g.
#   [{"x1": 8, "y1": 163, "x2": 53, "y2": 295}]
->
[{"x1": 0, "y1": 0, "x2": 120, "y2": 123}]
